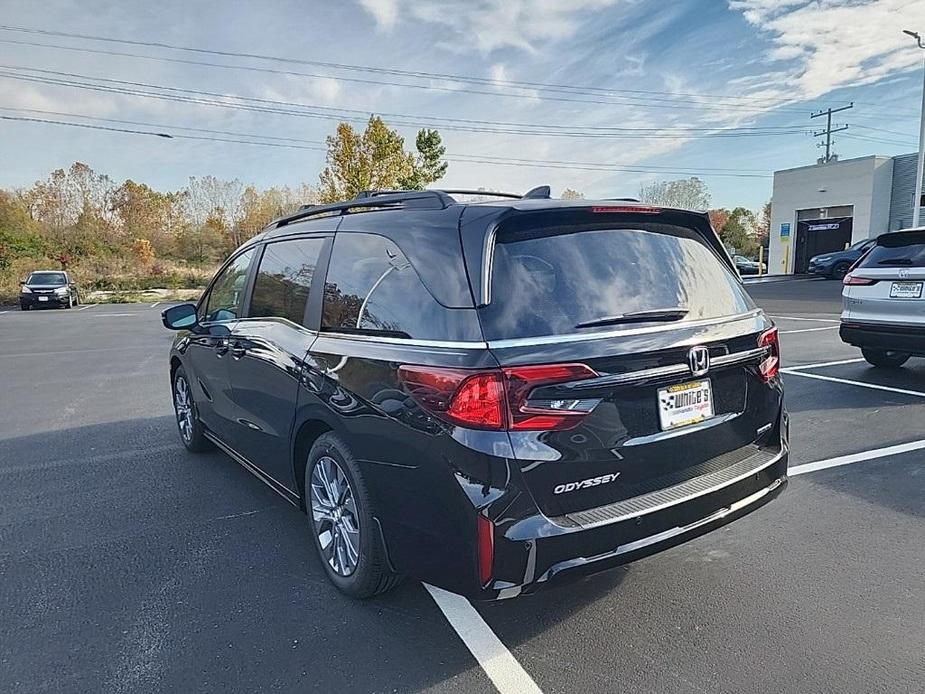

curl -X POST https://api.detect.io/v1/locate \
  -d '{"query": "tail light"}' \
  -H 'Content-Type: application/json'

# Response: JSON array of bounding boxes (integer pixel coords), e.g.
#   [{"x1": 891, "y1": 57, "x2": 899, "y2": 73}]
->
[
  {"x1": 477, "y1": 514, "x2": 494, "y2": 586},
  {"x1": 592, "y1": 205, "x2": 660, "y2": 214},
  {"x1": 843, "y1": 274, "x2": 877, "y2": 286},
  {"x1": 398, "y1": 363, "x2": 599, "y2": 431},
  {"x1": 758, "y1": 327, "x2": 780, "y2": 382}
]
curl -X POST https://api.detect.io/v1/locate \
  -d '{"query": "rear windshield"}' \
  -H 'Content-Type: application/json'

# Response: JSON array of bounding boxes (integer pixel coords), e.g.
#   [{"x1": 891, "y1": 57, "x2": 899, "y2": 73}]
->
[
  {"x1": 860, "y1": 232, "x2": 925, "y2": 268},
  {"x1": 27, "y1": 272, "x2": 66, "y2": 285},
  {"x1": 479, "y1": 225, "x2": 754, "y2": 341}
]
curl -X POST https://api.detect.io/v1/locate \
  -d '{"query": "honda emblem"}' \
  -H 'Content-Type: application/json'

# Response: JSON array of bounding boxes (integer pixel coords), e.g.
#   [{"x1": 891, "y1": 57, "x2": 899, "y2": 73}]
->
[{"x1": 688, "y1": 345, "x2": 710, "y2": 377}]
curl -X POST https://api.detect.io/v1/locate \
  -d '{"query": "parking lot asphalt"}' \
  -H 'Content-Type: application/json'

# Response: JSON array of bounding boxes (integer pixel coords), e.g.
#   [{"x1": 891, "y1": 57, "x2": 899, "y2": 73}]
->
[{"x1": 1, "y1": 283, "x2": 924, "y2": 694}]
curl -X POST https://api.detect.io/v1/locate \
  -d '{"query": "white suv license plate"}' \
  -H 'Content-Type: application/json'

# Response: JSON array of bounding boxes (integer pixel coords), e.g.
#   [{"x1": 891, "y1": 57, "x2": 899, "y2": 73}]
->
[
  {"x1": 890, "y1": 281, "x2": 923, "y2": 299},
  {"x1": 658, "y1": 379, "x2": 714, "y2": 431}
]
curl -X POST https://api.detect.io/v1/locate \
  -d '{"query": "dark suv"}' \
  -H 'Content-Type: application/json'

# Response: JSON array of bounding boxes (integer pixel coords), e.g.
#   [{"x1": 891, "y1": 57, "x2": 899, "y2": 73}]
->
[
  {"x1": 162, "y1": 189, "x2": 788, "y2": 600},
  {"x1": 20, "y1": 270, "x2": 80, "y2": 309}
]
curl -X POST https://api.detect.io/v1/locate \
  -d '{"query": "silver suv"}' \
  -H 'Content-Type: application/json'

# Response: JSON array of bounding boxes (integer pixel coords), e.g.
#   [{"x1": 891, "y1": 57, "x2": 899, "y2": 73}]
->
[{"x1": 840, "y1": 229, "x2": 925, "y2": 368}]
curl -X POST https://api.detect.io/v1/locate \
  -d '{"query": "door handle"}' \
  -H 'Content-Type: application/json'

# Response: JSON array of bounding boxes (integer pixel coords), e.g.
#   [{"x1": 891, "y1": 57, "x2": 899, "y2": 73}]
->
[
  {"x1": 230, "y1": 341, "x2": 246, "y2": 359},
  {"x1": 214, "y1": 338, "x2": 229, "y2": 356}
]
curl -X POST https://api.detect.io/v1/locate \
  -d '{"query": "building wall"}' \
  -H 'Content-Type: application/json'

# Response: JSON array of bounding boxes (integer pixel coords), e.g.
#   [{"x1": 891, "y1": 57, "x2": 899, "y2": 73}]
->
[
  {"x1": 769, "y1": 156, "x2": 894, "y2": 274},
  {"x1": 888, "y1": 153, "x2": 922, "y2": 231}
]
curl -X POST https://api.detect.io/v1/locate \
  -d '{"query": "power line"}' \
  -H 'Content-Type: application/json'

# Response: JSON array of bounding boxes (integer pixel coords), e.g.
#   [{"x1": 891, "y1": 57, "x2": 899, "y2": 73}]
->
[
  {"x1": 0, "y1": 110, "x2": 774, "y2": 177},
  {"x1": 0, "y1": 23, "x2": 837, "y2": 113},
  {"x1": 0, "y1": 67, "x2": 812, "y2": 139}
]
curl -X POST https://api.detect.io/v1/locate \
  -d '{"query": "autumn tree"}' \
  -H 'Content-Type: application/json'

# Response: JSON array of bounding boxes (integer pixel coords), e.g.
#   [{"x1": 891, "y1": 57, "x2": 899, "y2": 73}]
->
[
  {"x1": 719, "y1": 207, "x2": 759, "y2": 255},
  {"x1": 319, "y1": 117, "x2": 447, "y2": 203},
  {"x1": 561, "y1": 188, "x2": 584, "y2": 200},
  {"x1": 638, "y1": 177, "x2": 711, "y2": 210}
]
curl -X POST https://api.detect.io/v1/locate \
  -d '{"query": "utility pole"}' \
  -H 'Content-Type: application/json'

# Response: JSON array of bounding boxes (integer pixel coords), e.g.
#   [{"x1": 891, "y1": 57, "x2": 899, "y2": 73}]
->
[
  {"x1": 904, "y1": 30, "x2": 925, "y2": 228},
  {"x1": 810, "y1": 103, "x2": 853, "y2": 163}
]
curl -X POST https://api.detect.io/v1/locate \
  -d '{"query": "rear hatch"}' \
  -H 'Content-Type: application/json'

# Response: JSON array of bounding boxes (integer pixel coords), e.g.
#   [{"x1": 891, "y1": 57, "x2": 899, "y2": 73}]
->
[
  {"x1": 477, "y1": 207, "x2": 782, "y2": 517},
  {"x1": 843, "y1": 230, "x2": 925, "y2": 326}
]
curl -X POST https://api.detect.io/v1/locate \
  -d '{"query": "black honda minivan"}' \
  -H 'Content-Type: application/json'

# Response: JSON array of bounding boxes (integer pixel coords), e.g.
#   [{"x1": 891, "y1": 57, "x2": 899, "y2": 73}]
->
[{"x1": 162, "y1": 189, "x2": 788, "y2": 600}]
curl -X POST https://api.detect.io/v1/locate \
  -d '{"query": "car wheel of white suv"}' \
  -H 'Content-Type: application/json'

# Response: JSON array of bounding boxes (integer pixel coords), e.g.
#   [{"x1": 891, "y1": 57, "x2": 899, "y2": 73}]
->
[{"x1": 862, "y1": 349, "x2": 910, "y2": 369}]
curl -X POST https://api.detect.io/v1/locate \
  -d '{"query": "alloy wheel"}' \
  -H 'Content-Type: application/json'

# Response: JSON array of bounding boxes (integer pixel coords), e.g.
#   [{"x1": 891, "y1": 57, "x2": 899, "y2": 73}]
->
[
  {"x1": 310, "y1": 456, "x2": 360, "y2": 576},
  {"x1": 174, "y1": 375, "x2": 194, "y2": 444}
]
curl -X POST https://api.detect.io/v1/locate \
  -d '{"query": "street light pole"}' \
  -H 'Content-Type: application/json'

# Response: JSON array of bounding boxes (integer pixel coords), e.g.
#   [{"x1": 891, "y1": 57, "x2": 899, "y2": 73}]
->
[{"x1": 905, "y1": 30, "x2": 925, "y2": 228}]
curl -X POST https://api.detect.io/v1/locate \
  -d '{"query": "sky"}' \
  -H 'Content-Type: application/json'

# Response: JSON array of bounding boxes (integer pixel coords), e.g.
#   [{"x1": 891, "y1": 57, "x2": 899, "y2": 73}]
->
[{"x1": 0, "y1": 0, "x2": 924, "y2": 210}]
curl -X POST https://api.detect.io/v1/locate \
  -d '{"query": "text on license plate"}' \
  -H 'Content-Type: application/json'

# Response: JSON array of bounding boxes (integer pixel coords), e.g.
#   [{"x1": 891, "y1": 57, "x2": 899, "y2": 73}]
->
[
  {"x1": 658, "y1": 379, "x2": 714, "y2": 431},
  {"x1": 890, "y1": 281, "x2": 923, "y2": 299},
  {"x1": 38, "y1": 296, "x2": 49, "y2": 302}
]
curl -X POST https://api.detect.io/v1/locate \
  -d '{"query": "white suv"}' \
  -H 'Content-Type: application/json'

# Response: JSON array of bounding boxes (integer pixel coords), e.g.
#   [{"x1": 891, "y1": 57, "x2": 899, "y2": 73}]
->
[{"x1": 840, "y1": 229, "x2": 925, "y2": 368}]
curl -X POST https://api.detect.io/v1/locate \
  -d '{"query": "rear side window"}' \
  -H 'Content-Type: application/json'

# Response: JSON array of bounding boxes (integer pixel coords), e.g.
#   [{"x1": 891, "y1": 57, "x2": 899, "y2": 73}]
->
[
  {"x1": 479, "y1": 225, "x2": 754, "y2": 341},
  {"x1": 322, "y1": 233, "x2": 479, "y2": 341},
  {"x1": 860, "y1": 232, "x2": 925, "y2": 268},
  {"x1": 249, "y1": 238, "x2": 325, "y2": 325}
]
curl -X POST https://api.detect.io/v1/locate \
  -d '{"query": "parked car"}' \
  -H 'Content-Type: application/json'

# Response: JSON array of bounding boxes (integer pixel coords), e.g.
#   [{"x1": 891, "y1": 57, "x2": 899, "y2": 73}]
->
[
  {"x1": 840, "y1": 228, "x2": 925, "y2": 368},
  {"x1": 733, "y1": 255, "x2": 766, "y2": 276},
  {"x1": 162, "y1": 189, "x2": 789, "y2": 600},
  {"x1": 19, "y1": 270, "x2": 80, "y2": 310},
  {"x1": 808, "y1": 238, "x2": 876, "y2": 279}
]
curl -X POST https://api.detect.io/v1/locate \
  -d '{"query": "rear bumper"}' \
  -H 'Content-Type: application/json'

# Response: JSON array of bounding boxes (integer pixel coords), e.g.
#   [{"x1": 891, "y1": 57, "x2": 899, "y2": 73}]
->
[{"x1": 840, "y1": 322, "x2": 925, "y2": 355}]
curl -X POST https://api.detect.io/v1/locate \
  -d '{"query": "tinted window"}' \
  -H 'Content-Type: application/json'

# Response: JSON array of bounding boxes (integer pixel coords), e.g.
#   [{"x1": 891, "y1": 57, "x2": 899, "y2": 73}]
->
[
  {"x1": 202, "y1": 248, "x2": 255, "y2": 323},
  {"x1": 479, "y1": 225, "x2": 754, "y2": 340},
  {"x1": 322, "y1": 233, "x2": 477, "y2": 340},
  {"x1": 860, "y1": 232, "x2": 925, "y2": 268},
  {"x1": 249, "y1": 238, "x2": 325, "y2": 325},
  {"x1": 27, "y1": 272, "x2": 66, "y2": 285}
]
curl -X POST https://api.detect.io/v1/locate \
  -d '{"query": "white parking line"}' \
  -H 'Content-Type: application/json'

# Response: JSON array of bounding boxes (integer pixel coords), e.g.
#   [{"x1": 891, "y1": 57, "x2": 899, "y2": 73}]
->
[
  {"x1": 90, "y1": 313, "x2": 141, "y2": 318},
  {"x1": 425, "y1": 584, "x2": 543, "y2": 694},
  {"x1": 76, "y1": 304, "x2": 94, "y2": 311},
  {"x1": 151, "y1": 302, "x2": 159, "y2": 308},
  {"x1": 782, "y1": 368, "x2": 925, "y2": 398},
  {"x1": 780, "y1": 326, "x2": 839, "y2": 334},
  {"x1": 770, "y1": 315, "x2": 841, "y2": 323},
  {"x1": 786, "y1": 357, "x2": 866, "y2": 371},
  {"x1": 790, "y1": 438, "x2": 925, "y2": 476}
]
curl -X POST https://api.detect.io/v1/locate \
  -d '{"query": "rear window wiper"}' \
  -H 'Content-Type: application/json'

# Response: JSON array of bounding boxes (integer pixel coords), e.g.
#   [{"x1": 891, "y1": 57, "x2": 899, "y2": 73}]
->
[{"x1": 575, "y1": 308, "x2": 688, "y2": 329}]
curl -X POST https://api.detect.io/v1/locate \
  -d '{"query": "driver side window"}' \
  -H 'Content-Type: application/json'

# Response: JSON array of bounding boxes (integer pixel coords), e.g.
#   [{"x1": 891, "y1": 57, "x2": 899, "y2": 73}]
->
[{"x1": 201, "y1": 249, "x2": 255, "y2": 323}]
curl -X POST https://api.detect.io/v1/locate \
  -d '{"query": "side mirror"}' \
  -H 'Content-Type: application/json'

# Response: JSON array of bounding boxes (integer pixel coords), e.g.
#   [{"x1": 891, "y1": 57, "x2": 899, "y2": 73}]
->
[
  {"x1": 161, "y1": 303, "x2": 198, "y2": 330},
  {"x1": 19, "y1": 280, "x2": 26, "y2": 286}
]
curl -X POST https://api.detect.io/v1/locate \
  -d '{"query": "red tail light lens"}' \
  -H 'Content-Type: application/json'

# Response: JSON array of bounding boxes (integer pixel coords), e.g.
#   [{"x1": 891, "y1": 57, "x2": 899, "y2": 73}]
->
[
  {"x1": 477, "y1": 514, "x2": 494, "y2": 586},
  {"x1": 843, "y1": 274, "x2": 877, "y2": 286},
  {"x1": 503, "y1": 363, "x2": 599, "y2": 430},
  {"x1": 398, "y1": 363, "x2": 599, "y2": 431},
  {"x1": 758, "y1": 327, "x2": 780, "y2": 381}
]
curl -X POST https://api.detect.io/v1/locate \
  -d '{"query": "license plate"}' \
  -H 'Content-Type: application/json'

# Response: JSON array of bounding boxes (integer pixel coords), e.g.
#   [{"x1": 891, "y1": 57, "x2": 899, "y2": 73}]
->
[
  {"x1": 658, "y1": 379, "x2": 714, "y2": 431},
  {"x1": 890, "y1": 281, "x2": 923, "y2": 299},
  {"x1": 38, "y1": 296, "x2": 49, "y2": 302}
]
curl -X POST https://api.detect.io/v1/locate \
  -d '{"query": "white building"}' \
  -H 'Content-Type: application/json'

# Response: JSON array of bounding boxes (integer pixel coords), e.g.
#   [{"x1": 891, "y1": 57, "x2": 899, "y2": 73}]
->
[{"x1": 769, "y1": 153, "x2": 923, "y2": 274}]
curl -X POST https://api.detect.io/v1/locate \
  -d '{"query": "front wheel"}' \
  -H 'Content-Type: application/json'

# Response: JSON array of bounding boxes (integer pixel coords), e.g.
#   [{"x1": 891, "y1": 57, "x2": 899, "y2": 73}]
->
[
  {"x1": 305, "y1": 433, "x2": 402, "y2": 598},
  {"x1": 831, "y1": 262, "x2": 851, "y2": 280},
  {"x1": 172, "y1": 366, "x2": 211, "y2": 452},
  {"x1": 862, "y1": 348, "x2": 910, "y2": 369}
]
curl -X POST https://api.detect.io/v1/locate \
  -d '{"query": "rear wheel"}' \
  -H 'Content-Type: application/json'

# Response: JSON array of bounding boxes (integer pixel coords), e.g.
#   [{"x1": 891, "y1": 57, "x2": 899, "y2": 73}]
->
[
  {"x1": 831, "y1": 261, "x2": 851, "y2": 280},
  {"x1": 172, "y1": 366, "x2": 211, "y2": 452},
  {"x1": 862, "y1": 348, "x2": 910, "y2": 369},
  {"x1": 305, "y1": 433, "x2": 402, "y2": 598}
]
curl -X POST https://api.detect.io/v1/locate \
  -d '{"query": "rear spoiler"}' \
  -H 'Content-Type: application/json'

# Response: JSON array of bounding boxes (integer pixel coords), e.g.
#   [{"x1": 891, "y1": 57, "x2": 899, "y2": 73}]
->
[{"x1": 459, "y1": 205, "x2": 736, "y2": 307}]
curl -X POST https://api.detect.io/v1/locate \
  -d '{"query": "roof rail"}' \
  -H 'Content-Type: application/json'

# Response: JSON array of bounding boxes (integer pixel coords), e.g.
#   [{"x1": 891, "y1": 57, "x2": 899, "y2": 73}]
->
[
  {"x1": 435, "y1": 189, "x2": 522, "y2": 200},
  {"x1": 275, "y1": 190, "x2": 454, "y2": 228},
  {"x1": 604, "y1": 197, "x2": 641, "y2": 202}
]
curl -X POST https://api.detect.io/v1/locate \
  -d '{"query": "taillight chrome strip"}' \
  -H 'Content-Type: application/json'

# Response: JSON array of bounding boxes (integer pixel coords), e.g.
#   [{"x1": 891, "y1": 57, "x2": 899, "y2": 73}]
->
[
  {"x1": 551, "y1": 446, "x2": 784, "y2": 530},
  {"x1": 563, "y1": 346, "x2": 770, "y2": 390}
]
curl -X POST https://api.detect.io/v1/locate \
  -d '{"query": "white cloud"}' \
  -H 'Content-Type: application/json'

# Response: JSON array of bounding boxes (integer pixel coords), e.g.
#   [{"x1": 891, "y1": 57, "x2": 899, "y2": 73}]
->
[
  {"x1": 357, "y1": 0, "x2": 621, "y2": 53},
  {"x1": 261, "y1": 75, "x2": 343, "y2": 107},
  {"x1": 358, "y1": 0, "x2": 399, "y2": 29},
  {"x1": 729, "y1": 0, "x2": 925, "y2": 100}
]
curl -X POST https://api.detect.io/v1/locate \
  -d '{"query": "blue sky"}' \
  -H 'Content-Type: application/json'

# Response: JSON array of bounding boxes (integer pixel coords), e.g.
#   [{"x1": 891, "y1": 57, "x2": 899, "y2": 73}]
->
[{"x1": 0, "y1": 0, "x2": 923, "y2": 210}]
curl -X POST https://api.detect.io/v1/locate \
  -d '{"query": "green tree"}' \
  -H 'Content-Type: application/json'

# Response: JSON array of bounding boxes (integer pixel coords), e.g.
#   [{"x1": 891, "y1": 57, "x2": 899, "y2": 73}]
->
[
  {"x1": 319, "y1": 117, "x2": 447, "y2": 202},
  {"x1": 720, "y1": 207, "x2": 759, "y2": 255}
]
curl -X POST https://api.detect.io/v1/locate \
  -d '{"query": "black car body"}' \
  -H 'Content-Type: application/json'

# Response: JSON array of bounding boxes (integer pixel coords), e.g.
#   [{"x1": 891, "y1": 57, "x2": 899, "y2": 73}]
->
[
  {"x1": 808, "y1": 238, "x2": 876, "y2": 279},
  {"x1": 20, "y1": 270, "x2": 80, "y2": 309},
  {"x1": 163, "y1": 190, "x2": 788, "y2": 600}
]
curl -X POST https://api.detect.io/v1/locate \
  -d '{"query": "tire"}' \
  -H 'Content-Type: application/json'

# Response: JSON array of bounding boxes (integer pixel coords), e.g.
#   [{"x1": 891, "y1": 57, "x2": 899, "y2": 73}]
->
[
  {"x1": 862, "y1": 348, "x2": 910, "y2": 369},
  {"x1": 305, "y1": 433, "x2": 402, "y2": 598},
  {"x1": 20, "y1": 303, "x2": 28, "y2": 311},
  {"x1": 831, "y1": 262, "x2": 851, "y2": 280},
  {"x1": 66, "y1": 294, "x2": 74, "y2": 309},
  {"x1": 172, "y1": 366, "x2": 212, "y2": 452}
]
